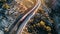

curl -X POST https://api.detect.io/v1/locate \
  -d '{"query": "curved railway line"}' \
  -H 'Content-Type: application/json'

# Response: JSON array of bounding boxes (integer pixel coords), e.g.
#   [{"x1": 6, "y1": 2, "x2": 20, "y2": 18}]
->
[
  {"x1": 16, "y1": 0, "x2": 41, "y2": 34},
  {"x1": 9, "y1": 0, "x2": 41, "y2": 34}
]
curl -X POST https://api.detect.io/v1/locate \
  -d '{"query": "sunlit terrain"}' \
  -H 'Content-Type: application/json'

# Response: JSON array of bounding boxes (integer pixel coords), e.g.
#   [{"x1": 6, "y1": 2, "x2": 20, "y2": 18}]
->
[{"x1": 0, "y1": 0, "x2": 60, "y2": 34}]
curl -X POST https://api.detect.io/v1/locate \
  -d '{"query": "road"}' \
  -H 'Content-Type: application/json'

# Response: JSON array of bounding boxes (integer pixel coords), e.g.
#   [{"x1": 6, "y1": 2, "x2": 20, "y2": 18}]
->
[
  {"x1": 16, "y1": 0, "x2": 41, "y2": 34},
  {"x1": 9, "y1": 0, "x2": 41, "y2": 34}
]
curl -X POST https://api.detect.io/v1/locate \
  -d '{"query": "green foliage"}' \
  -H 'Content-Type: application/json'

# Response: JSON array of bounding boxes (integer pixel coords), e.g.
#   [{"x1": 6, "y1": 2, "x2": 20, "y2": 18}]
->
[{"x1": 2, "y1": 3, "x2": 10, "y2": 9}]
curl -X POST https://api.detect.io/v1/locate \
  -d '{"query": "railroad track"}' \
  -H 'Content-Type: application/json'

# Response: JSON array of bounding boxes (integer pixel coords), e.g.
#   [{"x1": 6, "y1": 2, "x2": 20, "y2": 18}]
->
[
  {"x1": 16, "y1": 0, "x2": 41, "y2": 34},
  {"x1": 9, "y1": 0, "x2": 41, "y2": 34}
]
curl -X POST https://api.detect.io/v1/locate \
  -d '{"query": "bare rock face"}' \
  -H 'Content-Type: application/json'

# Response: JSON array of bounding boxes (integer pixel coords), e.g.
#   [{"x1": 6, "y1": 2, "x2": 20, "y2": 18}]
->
[{"x1": 0, "y1": 30, "x2": 4, "y2": 34}]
